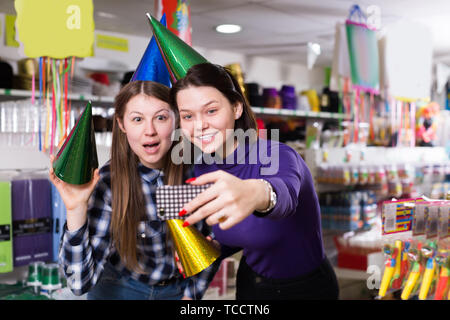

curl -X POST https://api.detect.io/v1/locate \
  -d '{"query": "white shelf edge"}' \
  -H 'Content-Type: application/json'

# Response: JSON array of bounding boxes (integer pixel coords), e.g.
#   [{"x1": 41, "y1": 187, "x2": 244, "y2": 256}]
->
[
  {"x1": 251, "y1": 106, "x2": 346, "y2": 120},
  {"x1": 0, "y1": 89, "x2": 114, "y2": 104},
  {"x1": 1, "y1": 90, "x2": 346, "y2": 119}
]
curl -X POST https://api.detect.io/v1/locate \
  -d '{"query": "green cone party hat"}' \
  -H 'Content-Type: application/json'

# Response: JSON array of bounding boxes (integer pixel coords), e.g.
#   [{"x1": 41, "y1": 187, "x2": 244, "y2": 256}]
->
[
  {"x1": 146, "y1": 13, "x2": 208, "y2": 83},
  {"x1": 52, "y1": 101, "x2": 98, "y2": 185}
]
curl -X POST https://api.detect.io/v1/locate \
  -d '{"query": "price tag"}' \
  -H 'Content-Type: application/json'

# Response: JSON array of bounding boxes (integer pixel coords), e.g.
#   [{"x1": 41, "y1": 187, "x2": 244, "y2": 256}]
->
[
  {"x1": 438, "y1": 205, "x2": 449, "y2": 238},
  {"x1": 413, "y1": 203, "x2": 426, "y2": 236},
  {"x1": 383, "y1": 202, "x2": 397, "y2": 234}
]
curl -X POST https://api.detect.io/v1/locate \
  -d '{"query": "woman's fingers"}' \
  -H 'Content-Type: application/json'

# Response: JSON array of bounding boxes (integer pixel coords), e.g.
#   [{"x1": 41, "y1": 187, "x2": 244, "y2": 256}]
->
[
  {"x1": 48, "y1": 167, "x2": 62, "y2": 189},
  {"x1": 205, "y1": 207, "x2": 230, "y2": 226},
  {"x1": 183, "y1": 194, "x2": 225, "y2": 226},
  {"x1": 181, "y1": 184, "x2": 219, "y2": 218},
  {"x1": 173, "y1": 250, "x2": 185, "y2": 278},
  {"x1": 217, "y1": 214, "x2": 239, "y2": 230},
  {"x1": 174, "y1": 251, "x2": 183, "y2": 269},
  {"x1": 89, "y1": 169, "x2": 100, "y2": 189},
  {"x1": 185, "y1": 170, "x2": 224, "y2": 186},
  {"x1": 182, "y1": 170, "x2": 253, "y2": 230}
]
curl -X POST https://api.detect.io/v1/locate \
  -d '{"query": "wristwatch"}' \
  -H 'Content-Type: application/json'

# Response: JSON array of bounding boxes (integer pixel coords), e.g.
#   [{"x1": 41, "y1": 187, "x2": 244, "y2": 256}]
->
[{"x1": 254, "y1": 179, "x2": 277, "y2": 216}]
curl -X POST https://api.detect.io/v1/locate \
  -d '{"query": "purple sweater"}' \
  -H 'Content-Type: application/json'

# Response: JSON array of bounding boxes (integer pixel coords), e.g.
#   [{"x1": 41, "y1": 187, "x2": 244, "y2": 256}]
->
[{"x1": 194, "y1": 139, "x2": 325, "y2": 279}]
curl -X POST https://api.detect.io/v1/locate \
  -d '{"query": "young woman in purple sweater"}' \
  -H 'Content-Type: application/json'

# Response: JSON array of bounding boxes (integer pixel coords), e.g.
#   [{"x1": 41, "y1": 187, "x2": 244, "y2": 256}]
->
[{"x1": 170, "y1": 63, "x2": 339, "y2": 300}]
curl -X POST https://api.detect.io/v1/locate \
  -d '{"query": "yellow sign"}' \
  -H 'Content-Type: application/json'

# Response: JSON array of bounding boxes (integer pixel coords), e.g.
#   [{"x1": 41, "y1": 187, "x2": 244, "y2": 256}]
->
[
  {"x1": 14, "y1": 0, "x2": 94, "y2": 58},
  {"x1": 96, "y1": 34, "x2": 129, "y2": 52},
  {"x1": 5, "y1": 15, "x2": 19, "y2": 48}
]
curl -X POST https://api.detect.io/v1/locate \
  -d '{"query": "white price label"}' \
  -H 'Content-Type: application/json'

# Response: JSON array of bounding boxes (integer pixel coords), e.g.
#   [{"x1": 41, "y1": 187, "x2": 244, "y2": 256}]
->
[{"x1": 383, "y1": 203, "x2": 397, "y2": 233}]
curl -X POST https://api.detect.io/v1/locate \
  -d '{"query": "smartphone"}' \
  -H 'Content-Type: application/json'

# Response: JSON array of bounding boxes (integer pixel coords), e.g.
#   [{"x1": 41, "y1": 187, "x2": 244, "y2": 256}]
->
[{"x1": 155, "y1": 184, "x2": 211, "y2": 220}]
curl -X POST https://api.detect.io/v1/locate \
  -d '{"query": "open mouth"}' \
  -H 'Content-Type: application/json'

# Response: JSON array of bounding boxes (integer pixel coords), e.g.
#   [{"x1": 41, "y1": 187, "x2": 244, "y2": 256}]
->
[
  {"x1": 144, "y1": 142, "x2": 159, "y2": 148},
  {"x1": 143, "y1": 142, "x2": 160, "y2": 153}
]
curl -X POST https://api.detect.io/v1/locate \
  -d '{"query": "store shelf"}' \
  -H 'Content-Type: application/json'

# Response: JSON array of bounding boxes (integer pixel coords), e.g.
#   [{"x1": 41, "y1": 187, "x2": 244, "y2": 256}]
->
[
  {"x1": 251, "y1": 106, "x2": 347, "y2": 120},
  {"x1": 0, "y1": 90, "x2": 346, "y2": 120},
  {"x1": 0, "y1": 89, "x2": 114, "y2": 104},
  {"x1": 0, "y1": 145, "x2": 111, "y2": 171}
]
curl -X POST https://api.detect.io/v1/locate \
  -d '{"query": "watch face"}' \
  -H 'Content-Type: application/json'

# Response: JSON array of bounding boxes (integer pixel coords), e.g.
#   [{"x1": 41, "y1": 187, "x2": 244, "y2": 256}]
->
[{"x1": 269, "y1": 190, "x2": 277, "y2": 209}]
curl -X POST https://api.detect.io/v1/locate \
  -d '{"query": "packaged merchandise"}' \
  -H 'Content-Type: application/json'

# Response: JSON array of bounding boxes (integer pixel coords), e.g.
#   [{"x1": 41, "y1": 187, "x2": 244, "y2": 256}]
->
[
  {"x1": 51, "y1": 184, "x2": 66, "y2": 262},
  {"x1": 0, "y1": 181, "x2": 13, "y2": 273},
  {"x1": 11, "y1": 178, "x2": 53, "y2": 266},
  {"x1": 279, "y1": 85, "x2": 297, "y2": 110},
  {"x1": 319, "y1": 190, "x2": 377, "y2": 231},
  {"x1": 262, "y1": 88, "x2": 281, "y2": 109},
  {"x1": 379, "y1": 198, "x2": 450, "y2": 300}
]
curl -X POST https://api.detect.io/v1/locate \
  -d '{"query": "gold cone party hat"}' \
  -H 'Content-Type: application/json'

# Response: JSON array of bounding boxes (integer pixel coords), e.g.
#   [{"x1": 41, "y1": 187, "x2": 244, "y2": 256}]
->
[
  {"x1": 52, "y1": 101, "x2": 98, "y2": 185},
  {"x1": 225, "y1": 63, "x2": 246, "y2": 98},
  {"x1": 146, "y1": 13, "x2": 208, "y2": 83},
  {"x1": 167, "y1": 219, "x2": 220, "y2": 277}
]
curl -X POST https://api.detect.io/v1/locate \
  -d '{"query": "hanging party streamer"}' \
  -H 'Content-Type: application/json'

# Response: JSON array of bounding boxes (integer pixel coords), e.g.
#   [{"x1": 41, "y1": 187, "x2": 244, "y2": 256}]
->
[
  {"x1": 44, "y1": 57, "x2": 51, "y2": 152},
  {"x1": 51, "y1": 59, "x2": 57, "y2": 155},
  {"x1": 369, "y1": 93, "x2": 375, "y2": 142},
  {"x1": 64, "y1": 59, "x2": 69, "y2": 139},
  {"x1": 38, "y1": 57, "x2": 42, "y2": 151},
  {"x1": 410, "y1": 102, "x2": 416, "y2": 148},
  {"x1": 354, "y1": 88, "x2": 360, "y2": 143}
]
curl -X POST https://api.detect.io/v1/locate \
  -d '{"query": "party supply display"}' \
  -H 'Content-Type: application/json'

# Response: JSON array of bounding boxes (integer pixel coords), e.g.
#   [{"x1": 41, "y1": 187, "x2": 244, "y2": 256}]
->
[
  {"x1": 11, "y1": 178, "x2": 53, "y2": 267},
  {"x1": 23, "y1": 261, "x2": 62, "y2": 298},
  {"x1": 319, "y1": 190, "x2": 377, "y2": 231},
  {"x1": 0, "y1": 181, "x2": 13, "y2": 273},
  {"x1": 130, "y1": 14, "x2": 171, "y2": 87},
  {"x1": 378, "y1": 196, "x2": 450, "y2": 300},
  {"x1": 381, "y1": 198, "x2": 423, "y2": 235},
  {"x1": 52, "y1": 101, "x2": 98, "y2": 185},
  {"x1": 318, "y1": 162, "x2": 450, "y2": 201},
  {"x1": 146, "y1": 13, "x2": 208, "y2": 83}
]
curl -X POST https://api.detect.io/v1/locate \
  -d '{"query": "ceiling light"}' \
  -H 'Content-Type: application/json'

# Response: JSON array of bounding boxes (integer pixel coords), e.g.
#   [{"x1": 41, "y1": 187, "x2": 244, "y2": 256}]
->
[
  {"x1": 309, "y1": 42, "x2": 321, "y2": 55},
  {"x1": 215, "y1": 24, "x2": 242, "y2": 34}
]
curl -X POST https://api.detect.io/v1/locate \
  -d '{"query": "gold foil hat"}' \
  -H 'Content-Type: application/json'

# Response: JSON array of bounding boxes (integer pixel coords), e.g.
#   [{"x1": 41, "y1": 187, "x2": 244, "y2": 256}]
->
[
  {"x1": 156, "y1": 184, "x2": 220, "y2": 277},
  {"x1": 167, "y1": 219, "x2": 220, "y2": 277}
]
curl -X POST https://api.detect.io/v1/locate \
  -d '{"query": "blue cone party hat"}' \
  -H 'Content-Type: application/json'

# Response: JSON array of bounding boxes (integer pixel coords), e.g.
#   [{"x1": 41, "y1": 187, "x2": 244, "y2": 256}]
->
[{"x1": 130, "y1": 14, "x2": 171, "y2": 87}]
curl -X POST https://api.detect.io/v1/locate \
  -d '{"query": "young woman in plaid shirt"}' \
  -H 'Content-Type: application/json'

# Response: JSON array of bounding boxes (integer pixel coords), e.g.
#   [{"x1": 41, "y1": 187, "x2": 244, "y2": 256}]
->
[{"x1": 49, "y1": 80, "x2": 218, "y2": 300}]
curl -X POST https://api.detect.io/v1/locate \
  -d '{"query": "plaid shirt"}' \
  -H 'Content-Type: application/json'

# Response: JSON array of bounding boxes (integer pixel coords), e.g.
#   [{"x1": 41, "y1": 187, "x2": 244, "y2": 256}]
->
[{"x1": 59, "y1": 162, "x2": 218, "y2": 299}]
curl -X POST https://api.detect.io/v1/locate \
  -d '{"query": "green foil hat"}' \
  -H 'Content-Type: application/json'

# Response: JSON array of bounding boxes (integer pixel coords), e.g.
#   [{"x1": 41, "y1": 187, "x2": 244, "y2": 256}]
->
[
  {"x1": 146, "y1": 13, "x2": 208, "y2": 83},
  {"x1": 52, "y1": 101, "x2": 98, "y2": 185}
]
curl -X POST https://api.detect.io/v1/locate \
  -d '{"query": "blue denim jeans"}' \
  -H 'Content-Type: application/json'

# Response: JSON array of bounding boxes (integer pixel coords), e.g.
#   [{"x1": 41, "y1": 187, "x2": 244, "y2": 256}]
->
[{"x1": 87, "y1": 263, "x2": 188, "y2": 300}]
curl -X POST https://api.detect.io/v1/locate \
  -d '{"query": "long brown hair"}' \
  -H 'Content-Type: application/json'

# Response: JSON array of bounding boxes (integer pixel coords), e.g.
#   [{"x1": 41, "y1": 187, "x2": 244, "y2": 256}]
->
[
  {"x1": 170, "y1": 63, "x2": 258, "y2": 131},
  {"x1": 111, "y1": 80, "x2": 182, "y2": 273}
]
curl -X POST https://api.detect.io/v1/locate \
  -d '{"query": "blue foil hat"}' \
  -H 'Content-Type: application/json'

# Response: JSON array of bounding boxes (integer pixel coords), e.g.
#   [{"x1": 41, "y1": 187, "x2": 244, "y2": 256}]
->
[{"x1": 130, "y1": 14, "x2": 171, "y2": 87}]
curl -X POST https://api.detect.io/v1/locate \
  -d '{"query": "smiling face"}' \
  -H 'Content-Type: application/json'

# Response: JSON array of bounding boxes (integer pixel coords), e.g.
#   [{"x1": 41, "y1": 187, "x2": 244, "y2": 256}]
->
[
  {"x1": 117, "y1": 93, "x2": 175, "y2": 169},
  {"x1": 176, "y1": 86, "x2": 243, "y2": 156}
]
